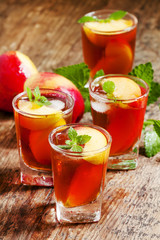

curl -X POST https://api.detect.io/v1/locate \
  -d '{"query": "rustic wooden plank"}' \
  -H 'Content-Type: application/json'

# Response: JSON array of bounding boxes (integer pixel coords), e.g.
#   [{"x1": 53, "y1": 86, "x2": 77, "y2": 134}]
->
[{"x1": 0, "y1": 0, "x2": 160, "y2": 239}]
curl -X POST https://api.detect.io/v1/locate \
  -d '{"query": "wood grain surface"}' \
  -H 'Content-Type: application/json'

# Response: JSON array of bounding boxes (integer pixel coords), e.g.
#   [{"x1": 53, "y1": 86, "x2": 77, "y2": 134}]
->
[{"x1": 0, "y1": 0, "x2": 160, "y2": 239}]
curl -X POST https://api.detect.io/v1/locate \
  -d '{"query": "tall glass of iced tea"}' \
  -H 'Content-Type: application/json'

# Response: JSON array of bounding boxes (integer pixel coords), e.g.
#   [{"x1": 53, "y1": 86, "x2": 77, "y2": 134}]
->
[
  {"x1": 81, "y1": 10, "x2": 138, "y2": 77},
  {"x1": 49, "y1": 123, "x2": 111, "y2": 223},
  {"x1": 13, "y1": 89, "x2": 74, "y2": 186},
  {"x1": 89, "y1": 74, "x2": 149, "y2": 170}
]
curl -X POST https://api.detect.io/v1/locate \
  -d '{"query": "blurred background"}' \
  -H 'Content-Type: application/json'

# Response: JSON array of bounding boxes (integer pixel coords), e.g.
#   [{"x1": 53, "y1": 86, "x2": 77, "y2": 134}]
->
[{"x1": 0, "y1": 0, "x2": 159, "y2": 78}]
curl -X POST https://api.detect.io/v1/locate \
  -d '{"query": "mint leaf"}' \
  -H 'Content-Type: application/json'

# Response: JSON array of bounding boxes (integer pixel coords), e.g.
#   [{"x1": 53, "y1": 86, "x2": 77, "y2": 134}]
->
[
  {"x1": 71, "y1": 145, "x2": 83, "y2": 152},
  {"x1": 33, "y1": 86, "x2": 41, "y2": 100},
  {"x1": 105, "y1": 10, "x2": 127, "y2": 22},
  {"x1": 78, "y1": 10, "x2": 127, "y2": 24},
  {"x1": 103, "y1": 81, "x2": 115, "y2": 94},
  {"x1": 68, "y1": 127, "x2": 78, "y2": 141},
  {"x1": 143, "y1": 119, "x2": 155, "y2": 130},
  {"x1": 58, "y1": 127, "x2": 91, "y2": 152},
  {"x1": 26, "y1": 87, "x2": 33, "y2": 102},
  {"x1": 58, "y1": 145, "x2": 72, "y2": 150},
  {"x1": 128, "y1": 62, "x2": 160, "y2": 105},
  {"x1": 143, "y1": 119, "x2": 160, "y2": 157},
  {"x1": 54, "y1": 63, "x2": 90, "y2": 91},
  {"x1": 39, "y1": 96, "x2": 52, "y2": 106},
  {"x1": 54, "y1": 64, "x2": 106, "y2": 113},
  {"x1": 93, "y1": 69, "x2": 105, "y2": 79},
  {"x1": 144, "y1": 131, "x2": 160, "y2": 157},
  {"x1": 54, "y1": 63, "x2": 91, "y2": 113},
  {"x1": 153, "y1": 120, "x2": 160, "y2": 137},
  {"x1": 78, "y1": 16, "x2": 98, "y2": 23},
  {"x1": 77, "y1": 135, "x2": 91, "y2": 144},
  {"x1": 80, "y1": 88, "x2": 91, "y2": 112},
  {"x1": 65, "y1": 140, "x2": 72, "y2": 145},
  {"x1": 84, "y1": 95, "x2": 91, "y2": 113},
  {"x1": 129, "y1": 62, "x2": 153, "y2": 88},
  {"x1": 26, "y1": 86, "x2": 51, "y2": 106},
  {"x1": 34, "y1": 100, "x2": 43, "y2": 107},
  {"x1": 148, "y1": 81, "x2": 160, "y2": 105}
]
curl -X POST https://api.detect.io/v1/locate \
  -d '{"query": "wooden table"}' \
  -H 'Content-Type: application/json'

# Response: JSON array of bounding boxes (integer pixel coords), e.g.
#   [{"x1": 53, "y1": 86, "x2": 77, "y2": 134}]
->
[{"x1": 0, "y1": 0, "x2": 160, "y2": 239}]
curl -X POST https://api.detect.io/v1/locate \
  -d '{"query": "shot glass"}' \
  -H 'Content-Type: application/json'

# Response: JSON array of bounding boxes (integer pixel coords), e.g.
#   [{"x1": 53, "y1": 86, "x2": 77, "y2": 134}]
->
[
  {"x1": 81, "y1": 9, "x2": 138, "y2": 77},
  {"x1": 12, "y1": 89, "x2": 74, "y2": 186},
  {"x1": 49, "y1": 123, "x2": 112, "y2": 223},
  {"x1": 89, "y1": 74, "x2": 149, "y2": 170}
]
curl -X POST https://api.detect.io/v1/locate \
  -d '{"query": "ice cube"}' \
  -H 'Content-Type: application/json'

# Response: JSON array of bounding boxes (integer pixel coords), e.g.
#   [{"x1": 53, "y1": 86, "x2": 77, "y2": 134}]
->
[
  {"x1": 91, "y1": 101, "x2": 110, "y2": 113},
  {"x1": 49, "y1": 99, "x2": 65, "y2": 110}
]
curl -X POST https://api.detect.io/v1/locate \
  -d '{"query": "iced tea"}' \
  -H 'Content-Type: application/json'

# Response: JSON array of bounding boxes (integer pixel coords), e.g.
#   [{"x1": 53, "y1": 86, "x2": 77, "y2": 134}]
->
[
  {"x1": 81, "y1": 10, "x2": 137, "y2": 77},
  {"x1": 13, "y1": 89, "x2": 74, "y2": 186},
  {"x1": 49, "y1": 124, "x2": 111, "y2": 223},
  {"x1": 89, "y1": 75, "x2": 149, "y2": 169}
]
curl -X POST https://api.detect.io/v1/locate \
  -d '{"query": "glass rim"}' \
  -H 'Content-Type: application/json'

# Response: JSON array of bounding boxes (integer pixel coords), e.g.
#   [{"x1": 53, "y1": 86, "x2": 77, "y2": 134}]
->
[
  {"x1": 48, "y1": 123, "x2": 112, "y2": 157},
  {"x1": 12, "y1": 88, "x2": 74, "y2": 117},
  {"x1": 83, "y1": 9, "x2": 138, "y2": 34},
  {"x1": 89, "y1": 74, "x2": 149, "y2": 103}
]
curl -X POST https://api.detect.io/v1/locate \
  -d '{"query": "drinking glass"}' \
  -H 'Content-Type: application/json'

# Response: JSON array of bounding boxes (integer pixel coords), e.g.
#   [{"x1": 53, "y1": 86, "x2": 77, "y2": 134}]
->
[
  {"x1": 49, "y1": 123, "x2": 112, "y2": 223},
  {"x1": 13, "y1": 89, "x2": 74, "y2": 186},
  {"x1": 81, "y1": 9, "x2": 138, "y2": 77},
  {"x1": 89, "y1": 74, "x2": 149, "y2": 170}
]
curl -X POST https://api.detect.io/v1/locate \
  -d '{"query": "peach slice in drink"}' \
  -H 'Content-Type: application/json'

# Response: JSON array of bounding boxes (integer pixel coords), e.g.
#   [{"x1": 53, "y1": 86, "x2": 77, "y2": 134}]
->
[
  {"x1": 18, "y1": 99, "x2": 66, "y2": 166},
  {"x1": 65, "y1": 127, "x2": 109, "y2": 207},
  {"x1": 29, "y1": 118, "x2": 66, "y2": 166},
  {"x1": 90, "y1": 40, "x2": 133, "y2": 77},
  {"x1": 101, "y1": 76, "x2": 141, "y2": 100},
  {"x1": 83, "y1": 19, "x2": 133, "y2": 47},
  {"x1": 18, "y1": 100, "x2": 65, "y2": 131}
]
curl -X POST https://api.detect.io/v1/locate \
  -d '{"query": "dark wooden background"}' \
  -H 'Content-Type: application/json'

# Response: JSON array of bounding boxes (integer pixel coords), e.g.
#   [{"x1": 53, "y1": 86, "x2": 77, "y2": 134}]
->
[{"x1": 0, "y1": 0, "x2": 160, "y2": 239}]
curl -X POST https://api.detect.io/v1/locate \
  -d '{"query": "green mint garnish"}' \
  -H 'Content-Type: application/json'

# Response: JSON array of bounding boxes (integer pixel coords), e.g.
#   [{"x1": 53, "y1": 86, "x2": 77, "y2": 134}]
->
[
  {"x1": 26, "y1": 86, "x2": 33, "y2": 102},
  {"x1": 144, "y1": 131, "x2": 160, "y2": 157},
  {"x1": 103, "y1": 81, "x2": 115, "y2": 94},
  {"x1": 26, "y1": 86, "x2": 51, "y2": 107},
  {"x1": 93, "y1": 69, "x2": 105, "y2": 79},
  {"x1": 58, "y1": 127, "x2": 91, "y2": 152},
  {"x1": 102, "y1": 80, "x2": 116, "y2": 100},
  {"x1": 106, "y1": 10, "x2": 127, "y2": 21},
  {"x1": 130, "y1": 63, "x2": 160, "y2": 158},
  {"x1": 54, "y1": 63, "x2": 90, "y2": 91},
  {"x1": 143, "y1": 119, "x2": 160, "y2": 157},
  {"x1": 54, "y1": 63, "x2": 105, "y2": 112},
  {"x1": 78, "y1": 10, "x2": 127, "y2": 23},
  {"x1": 129, "y1": 62, "x2": 160, "y2": 105},
  {"x1": 54, "y1": 63, "x2": 90, "y2": 112},
  {"x1": 78, "y1": 16, "x2": 98, "y2": 23}
]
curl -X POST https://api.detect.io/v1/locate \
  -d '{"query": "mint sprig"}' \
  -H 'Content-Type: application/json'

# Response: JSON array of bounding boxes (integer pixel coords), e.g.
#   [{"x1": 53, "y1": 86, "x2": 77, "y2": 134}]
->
[
  {"x1": 54, "y1": 63, "x2": 90, "y2": 112},
  {"x1": 58, "y1": 127, "x2": 91, "y2": 152},
  {"x1": 103, "y1": 81, "x2": 115, "y2": 95},
  {"x1": 26, "y1": 86, "x2": 51, "y2": 107},
  {"x1": 143, "y1": 119, "x2": 160, "y2": 157},
  {"x1": 144, "y1": 131, "x2": 160, "y2": 157},
  {"x1": 93, "y1": 69, "x2": 105, "y2": 79},
  {"x1": 129, "y1": 62, "x2": 160, "y2": 105},
  {"x1": 78, "y1": 10, "x2": 127, "y2": 23},
  {"x1": 54, "y1": 63, "x2": 105, "y2": 112}
]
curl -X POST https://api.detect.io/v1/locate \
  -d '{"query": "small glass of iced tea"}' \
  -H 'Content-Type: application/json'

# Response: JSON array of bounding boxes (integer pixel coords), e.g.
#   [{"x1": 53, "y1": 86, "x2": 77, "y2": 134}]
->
[
  {"x1": 89, "y1": 74, "x2": 149, "y2": 170},
  {"x1": 81, "y1": 9, "x2": 138, "y2": 77},
  {"x1": 12, "y1": 89, "x2": 74, "y2": 186},
  {"x1": 49, "y1": 123, "x2": 111, "y2": 224}
]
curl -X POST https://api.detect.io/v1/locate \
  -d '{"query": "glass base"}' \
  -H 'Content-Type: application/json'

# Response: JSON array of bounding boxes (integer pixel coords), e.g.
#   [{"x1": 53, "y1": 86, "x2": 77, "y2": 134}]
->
[
  {"x1": 107, "y1": 151, "x2": 138, "y2": 170},
  {"x1": 56, "y1": 197, "x2": 102, "y2": 224},
  {"x1": 20, "y1": 157, "x2": 53, "y2": 186}
]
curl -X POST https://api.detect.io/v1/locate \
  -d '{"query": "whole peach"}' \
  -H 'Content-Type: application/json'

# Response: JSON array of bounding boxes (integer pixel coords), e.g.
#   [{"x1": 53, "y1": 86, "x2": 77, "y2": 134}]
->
[
  {"x1": 0, "y1": 51, "x2": 38, "y2": 112},
  {"x1": 24, "y1": 72, "x2": 85, "y2": 122}
]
